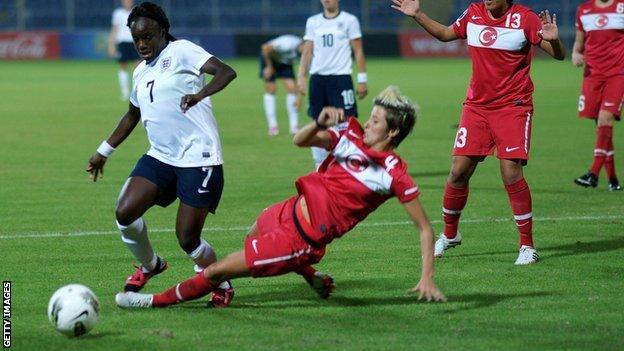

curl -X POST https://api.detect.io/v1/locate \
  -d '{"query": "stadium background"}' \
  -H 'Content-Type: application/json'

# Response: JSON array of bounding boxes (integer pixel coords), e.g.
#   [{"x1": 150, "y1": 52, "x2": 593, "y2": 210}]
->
[{"x1": 0, "y1": 0, "x2": 584, "y2": 60}]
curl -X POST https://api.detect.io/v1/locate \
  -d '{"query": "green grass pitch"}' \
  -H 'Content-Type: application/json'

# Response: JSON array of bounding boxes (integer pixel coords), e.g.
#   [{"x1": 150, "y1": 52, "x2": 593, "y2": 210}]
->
[{"x1": 0, "y1": 58, "x2": 622, "y2": 350}]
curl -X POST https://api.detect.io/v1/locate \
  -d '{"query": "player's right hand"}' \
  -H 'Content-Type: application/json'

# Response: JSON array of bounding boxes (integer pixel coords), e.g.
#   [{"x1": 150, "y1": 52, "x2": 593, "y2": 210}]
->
[
  {"x1": 571, "y1": 52, "x2": 584, "y2": 67},
  {"x1": 107, "y1": 46, "x2": 117, "y2": 58},
  {"x1": 409, "y1": 277, "x2": 447, "y2": 302},
  {"x1": 391, "y1": 0, "x2": 421, "y2": 17},
  {"x1": 262, "y1": 67, "x2": 274, "y2": 80},
  {"x1": 318, "y1": 107, "x2": 345, "y2": 128},
  {"x1": 86, "y1": 153, "x2": 107, "y2": 182}
]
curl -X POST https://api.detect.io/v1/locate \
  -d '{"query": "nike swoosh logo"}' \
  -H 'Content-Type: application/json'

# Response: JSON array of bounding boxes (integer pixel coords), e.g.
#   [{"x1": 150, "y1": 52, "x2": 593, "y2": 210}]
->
[
  {"x1": 348, "y1": 130, "x2": 360, "y2": 139},
  {"x1": 604, "y1": 102, "x2": 615, "y2": 106},
  {"x1": 582, "y1": 9, "x2": 590, "y2": 13},
  {"x1": 251, "y1": 239, "x2": 259, "y2": 254},
  {"x1": 505, "y1": 146, "x2": 520, "y2": 152},
  {"x1": 471, "y1": 16, "x2": 481, "y2": 20},
  {"x1": 197, "y1": 189, "x2": 210, "y2": 194},
  {"x1": 70, "y1": 310, "x2": 89, "y2": 322}
]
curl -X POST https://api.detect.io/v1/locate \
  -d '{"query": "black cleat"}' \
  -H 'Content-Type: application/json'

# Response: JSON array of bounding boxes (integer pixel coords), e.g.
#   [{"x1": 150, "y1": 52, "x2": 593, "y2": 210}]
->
[
  {"x1": 574, "y1": 171, "x2": 598, "y2": 188},
  {"x1": 608, "y1": 178, "x2": 622, "y2": 191}
]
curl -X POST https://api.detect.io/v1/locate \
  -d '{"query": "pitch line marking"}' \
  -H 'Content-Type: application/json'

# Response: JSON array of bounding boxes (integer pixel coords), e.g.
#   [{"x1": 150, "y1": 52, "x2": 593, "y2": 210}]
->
[{"x1": 0, "y1": 214, "x2": 621, "y2": 240}]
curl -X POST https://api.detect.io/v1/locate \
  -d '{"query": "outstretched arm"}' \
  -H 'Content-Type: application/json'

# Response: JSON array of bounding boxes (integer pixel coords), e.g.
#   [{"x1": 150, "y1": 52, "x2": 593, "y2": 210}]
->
[
  {"x1": 293, "y1": 107, "x2": 345, "y2": 149},
  {"x1": 391, "y1": 0, "x2": 458, "y2": 42},
  {"x1": 402, "y1": 198, "x2": 447, "y2": 302},
  {"x1": 86, "y1": 104, "x2": 141, "y2": 182},
  {"x1": 538, "y1": 10, "x2": 566, "y2": 60},
  {"x1": 180, "y1": 56, "x2": 237, "y2": 113}
]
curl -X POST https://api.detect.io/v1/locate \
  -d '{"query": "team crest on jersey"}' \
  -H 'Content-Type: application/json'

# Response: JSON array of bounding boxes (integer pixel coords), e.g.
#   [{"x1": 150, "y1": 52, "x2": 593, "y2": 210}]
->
[
  {"x1": 161, "y1": 57, "x2": 171, "y2": 70},
  {"x1": 479, "y1": 27, "x2": 498, "y2": 46},
  {"x1": 345, "y1": 154, "x2": 369, "y2": 173},
  {"x1": 594, "y1": 14, "x2": 609, "y2": 27}
]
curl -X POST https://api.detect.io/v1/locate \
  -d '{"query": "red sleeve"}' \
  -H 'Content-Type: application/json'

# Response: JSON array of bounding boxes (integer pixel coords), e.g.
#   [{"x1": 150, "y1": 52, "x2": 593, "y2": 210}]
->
[
  {"x1": 524, "y1": 11, "x2": 543, "y2": 46},
  {"x1": 452, "y1": 8, "x2": 469, "y2": 39},
  {"x1": 575, "y1": 6, "x2": 584, "y2": 32},
  {"x1": 390, "y1": 163, "x2": 420, "y2": 203}
]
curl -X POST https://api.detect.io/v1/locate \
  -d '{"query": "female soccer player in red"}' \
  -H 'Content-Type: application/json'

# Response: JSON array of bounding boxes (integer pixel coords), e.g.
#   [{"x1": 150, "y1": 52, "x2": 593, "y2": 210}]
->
[
  {"x1": 392, "y1": 0, "x2": 566, "y2": 264},
  {"x1": 572, "y1": 0, "x2": 624, "y2": 191},
  {"x1": 115, "y1": 86, "x2": 447, "y2": 308}
]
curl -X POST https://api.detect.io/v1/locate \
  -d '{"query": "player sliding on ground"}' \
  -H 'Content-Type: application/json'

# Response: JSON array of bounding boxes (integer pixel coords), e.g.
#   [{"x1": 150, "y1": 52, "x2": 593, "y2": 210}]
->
[
  {"x1": 392, "y1": 0, "x2": 566, "y2": 264},
  {"x1": 115, "y1": 86, "x2": 446, "y2": 309}
]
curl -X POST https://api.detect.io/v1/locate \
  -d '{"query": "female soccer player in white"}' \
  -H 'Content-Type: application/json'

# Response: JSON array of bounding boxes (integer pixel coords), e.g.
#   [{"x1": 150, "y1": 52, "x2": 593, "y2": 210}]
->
[
  {"x1": 115, "y1": 86, "x2": 446, "y2": 309},
  {"x1": 86, "y1": 2, "x2": 236, "y2": 307},
  {"x1": 108, "y1": 0, "x2": 139, "y2": 100},
  {"x1": 297, "y1": 0, "x2": 368, "y2": 169}
]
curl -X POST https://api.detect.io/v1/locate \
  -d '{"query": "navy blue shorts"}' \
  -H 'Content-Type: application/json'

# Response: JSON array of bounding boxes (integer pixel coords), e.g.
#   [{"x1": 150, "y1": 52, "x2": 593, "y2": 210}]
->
[
  {"x1": 117, "y1": 42, "x2": 140, "y2": 63},
  {"x1": 259, "y1": 54, "x2": 295, "y2": 82},
  {"x1": 129, "y1": 155, "x2": 224, "y2": 212},
  {"x1": 307, "y1": 74, "x2": 357, "y2": 119}
]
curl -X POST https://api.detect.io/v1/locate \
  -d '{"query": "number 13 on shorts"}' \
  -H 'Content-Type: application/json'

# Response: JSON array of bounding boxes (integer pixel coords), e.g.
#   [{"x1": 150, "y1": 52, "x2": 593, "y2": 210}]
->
[{"x1": 454, "y1": 127, "x2": 468, "y2": 148}]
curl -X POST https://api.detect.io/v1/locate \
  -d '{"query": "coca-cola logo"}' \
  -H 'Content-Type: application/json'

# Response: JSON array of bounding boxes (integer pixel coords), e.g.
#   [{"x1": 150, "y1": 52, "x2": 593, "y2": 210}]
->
[{"x1": 0, "y1": 33, "x2": 57, "y2": 59}]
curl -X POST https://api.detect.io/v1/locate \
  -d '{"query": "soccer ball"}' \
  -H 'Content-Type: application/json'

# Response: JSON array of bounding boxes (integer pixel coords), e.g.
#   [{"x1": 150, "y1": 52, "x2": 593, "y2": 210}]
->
[{"x1": 47, "y1": 284, "x2": 100, "y2": 337}]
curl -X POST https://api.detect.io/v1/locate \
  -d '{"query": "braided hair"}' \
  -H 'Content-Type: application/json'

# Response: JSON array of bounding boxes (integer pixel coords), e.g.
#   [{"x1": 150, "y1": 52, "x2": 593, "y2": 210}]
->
[
  {"x1": 373, "y1": 86, "x2": 418, "y2": 148},
  {"x1": 127, "y1": 2, "x2": 176, "y2": 42}
]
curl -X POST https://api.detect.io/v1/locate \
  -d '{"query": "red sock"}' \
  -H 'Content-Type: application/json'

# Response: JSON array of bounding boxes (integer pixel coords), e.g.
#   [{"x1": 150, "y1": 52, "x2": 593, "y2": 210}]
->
[
  {"x1": 296, "y1": 265, "x2": 317, "y2": 286},
  {"x1": 505, "y1": 178, "x2": 533, "y2": 247},
  {"x1": 442, "y1": 183, "x2": 469, "y2": 239},
  {"x1": 604, "y1": 132, "x2": 617, "y2": 180},
  {"x1": 590, "y1": 126, "x2": 612, "y2": 176},
  {"x1": 152, "y1": 273, "x2": 215, "y2": 307}
]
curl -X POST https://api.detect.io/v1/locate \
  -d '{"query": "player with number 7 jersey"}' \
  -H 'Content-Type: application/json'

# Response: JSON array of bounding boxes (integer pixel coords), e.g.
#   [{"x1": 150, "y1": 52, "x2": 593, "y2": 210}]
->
[
  {"x1": 392, "y1": 0, "x2": 566, "y2": 264},
  {"x1": 86, "y1": 2, "x2": 237, "y2": 306}
]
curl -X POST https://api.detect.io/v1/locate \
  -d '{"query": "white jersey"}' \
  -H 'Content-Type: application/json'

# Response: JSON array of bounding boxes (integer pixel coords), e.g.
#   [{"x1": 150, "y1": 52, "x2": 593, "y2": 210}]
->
[
  {"x1": 304, "y1": 11, "x2": 362, "y2": 75},
  {"x1": 130, "y1": 40, "x2": 223, "y2": 168},
  {"x1": 112, "y1": 8, "x2": 133, "y2": 43},
  {"x1": 267, "y1": 35, "x2": 302, "y2": 65}
]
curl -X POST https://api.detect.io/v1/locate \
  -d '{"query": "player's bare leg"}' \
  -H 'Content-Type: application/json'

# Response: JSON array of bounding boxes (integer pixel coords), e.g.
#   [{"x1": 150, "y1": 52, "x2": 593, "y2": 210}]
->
[
  {"x1": 435, "y1": 156, "x2": 479, "y2": 257},
  {"x1": 500, "y1": 159, "x2": 538, "y2": 265}
]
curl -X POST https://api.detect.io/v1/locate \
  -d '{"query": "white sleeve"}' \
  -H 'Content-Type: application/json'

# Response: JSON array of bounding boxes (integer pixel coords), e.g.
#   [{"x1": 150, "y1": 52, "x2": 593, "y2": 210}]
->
[
  {"x1": 303, "y1": 18, "x2": 314, "y2": 41},
  {"x1": 129, "y1": 81, "x2": 139, "y2": 107},
  {"x1": 112, "y1": 9, "x2": 123, "y2": 27},
  {"x1": 177, "y1": 40, "x2": 213, "y2": 74},
  {"x1": 347, "y1": 15, "x2": 362, "y2": 40},
  {"x1": 269, "y1": 36, "x2": 285, "y2": 52}
]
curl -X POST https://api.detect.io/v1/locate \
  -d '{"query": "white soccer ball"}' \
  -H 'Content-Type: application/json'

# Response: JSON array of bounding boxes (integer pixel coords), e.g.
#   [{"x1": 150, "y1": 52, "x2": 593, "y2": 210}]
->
[{"x1": 47, "y1": 284, "x2": 100, "y2": 337}]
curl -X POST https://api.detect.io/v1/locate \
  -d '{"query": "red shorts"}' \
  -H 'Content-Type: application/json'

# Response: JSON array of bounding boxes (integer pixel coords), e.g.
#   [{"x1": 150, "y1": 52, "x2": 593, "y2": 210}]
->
[
  {"x1": 453, "y1": 104, "x2": 533, "y2": 160},
  {"x1": 244, "y1": 196, "x2": 326, "y2": 278},
  {"x1": 578, "y1": 76, "x2": 624, "y2": 120}
]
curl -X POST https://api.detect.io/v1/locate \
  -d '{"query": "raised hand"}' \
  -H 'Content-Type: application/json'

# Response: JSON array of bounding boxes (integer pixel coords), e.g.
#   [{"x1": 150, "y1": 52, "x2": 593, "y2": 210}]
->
[
  {"x1": 538, "y1": 10, "x2": 559, "y2": 42},
  {"x1": 317, "y1": 107, "x2": 345, "y2": 128},
  {"x1": 391, "y1": 0, "x2": 421, "y2": 17}
]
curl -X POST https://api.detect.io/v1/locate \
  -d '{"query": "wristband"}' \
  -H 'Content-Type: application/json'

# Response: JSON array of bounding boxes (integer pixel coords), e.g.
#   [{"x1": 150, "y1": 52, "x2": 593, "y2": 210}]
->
[
  {"x1": 357, "y1": 72, "x2": 368, "y2": 84},
  {"x1": 315, "y1": 119, "x2": 327, "y2": 130},
  {"x1": 96, "y1": 141, "x2": 116, "y2": 157}
]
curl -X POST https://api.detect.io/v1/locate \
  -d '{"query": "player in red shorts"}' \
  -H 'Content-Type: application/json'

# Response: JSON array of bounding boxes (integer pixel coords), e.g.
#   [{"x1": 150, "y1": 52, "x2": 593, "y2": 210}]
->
[
  {"x1": 392, "y1": 0, "x2": 566, "y2": 264},
  {"x1": 572, "y1": 0, "x2": 624, "y2": 191},
  {"x1": 114, "y1": 86, "x2": 446, "y2": 309}
]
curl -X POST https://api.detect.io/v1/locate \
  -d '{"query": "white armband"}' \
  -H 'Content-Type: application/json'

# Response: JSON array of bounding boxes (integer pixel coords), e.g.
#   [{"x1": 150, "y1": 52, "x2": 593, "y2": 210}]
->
[
  {"x1": 357, "y1": 72, "x2": 368, "y2": 84},
  {"x1": 96, "y1": 141, "x2": 116, "y2": 157}
]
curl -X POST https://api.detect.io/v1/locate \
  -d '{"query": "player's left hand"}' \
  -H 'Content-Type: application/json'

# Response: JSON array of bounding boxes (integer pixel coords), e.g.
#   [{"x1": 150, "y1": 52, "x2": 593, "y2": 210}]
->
[
  {"x1": 180, "y1": 94, "x2": 203, "y2": 113},
  {"x1": 538, "y1": 10, "x2": 559, "y2": 42},
  {"x1": 317, "y1": 107, "x2": 345, "y2": 128},
  {"x1": 409, "y1": 277, "x2": 447, "y2": 302},
  {"x1": 357, "y1": 82, "x2": 368, "y2": 99}
]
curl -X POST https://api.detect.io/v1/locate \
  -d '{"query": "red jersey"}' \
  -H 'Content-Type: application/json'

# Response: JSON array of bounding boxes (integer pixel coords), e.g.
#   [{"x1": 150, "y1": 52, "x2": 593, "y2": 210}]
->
[
  {"x1": 575, "y1": 0, "x2": 624, "y2": 79},
  {"x1": 295, "y1": 118, "x2": 420, "y2": 246},
  {"x1": 453, "y1": 3, "x2": 543, "y2": 108}
]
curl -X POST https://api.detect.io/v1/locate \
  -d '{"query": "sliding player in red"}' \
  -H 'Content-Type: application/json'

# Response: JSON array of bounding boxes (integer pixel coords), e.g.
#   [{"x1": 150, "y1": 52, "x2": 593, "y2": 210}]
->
[
  {"x1": 115, "y1": 86, "x2": 446, "y2": 309},
  {"x1": 573, "y1": 0, "x2": 624, "y2": 191},
  {"x1": 392, "y1": 0, "x2": 566, "y2": 264}
]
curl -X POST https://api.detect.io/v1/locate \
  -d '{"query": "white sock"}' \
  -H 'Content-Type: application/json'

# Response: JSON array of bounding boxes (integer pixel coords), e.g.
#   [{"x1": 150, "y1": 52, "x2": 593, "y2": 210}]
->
[
  {"x1": 286, "y1": 93, "x2": 299, "y2": 133},
  {"x1": 188, "y1": 238, "x2": 217, "y2": 273},
  {"x1": 117, "y1": 218, "x2": 157, "y2": 271},
  {"x1": 118, "y1": 70, "x2": 129, "y2": 98},
  {"x1": 263, "y1": 93, "x2": 278, "y2": 129},
  {"x1": 311, "y1": 147, "x2": 329, "y2": 170}
]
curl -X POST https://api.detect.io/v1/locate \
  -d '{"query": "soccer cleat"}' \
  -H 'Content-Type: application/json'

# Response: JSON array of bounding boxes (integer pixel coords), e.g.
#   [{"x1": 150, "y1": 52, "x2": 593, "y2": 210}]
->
[
  {"x1": 124, "y1": 257, "x2": 168, "y2": 292},
  {"x1": 208, "y1": 281, "x2": 235, "y2": 308},
  {"x1": 608, "y1": 178, "x2": 622, "y2": 191},
  {"x1": 268, "y1": 127, "x2": 279, "y2": 136},
  {"x1": 115, "y1": 292, "x2": 153, "y2": 308},
  {"x1": 574, "y1": 171, "x2": 598, "y2": 188},
  {"x1": 434, "y1": 232, "x2": 462, "y2": 258},
  {"x1": 514, "y1": 245, "x2": 539, "y2": 265},
  {"x1": 307, "y1": 271, "x2": 335, "y2": 299}
]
